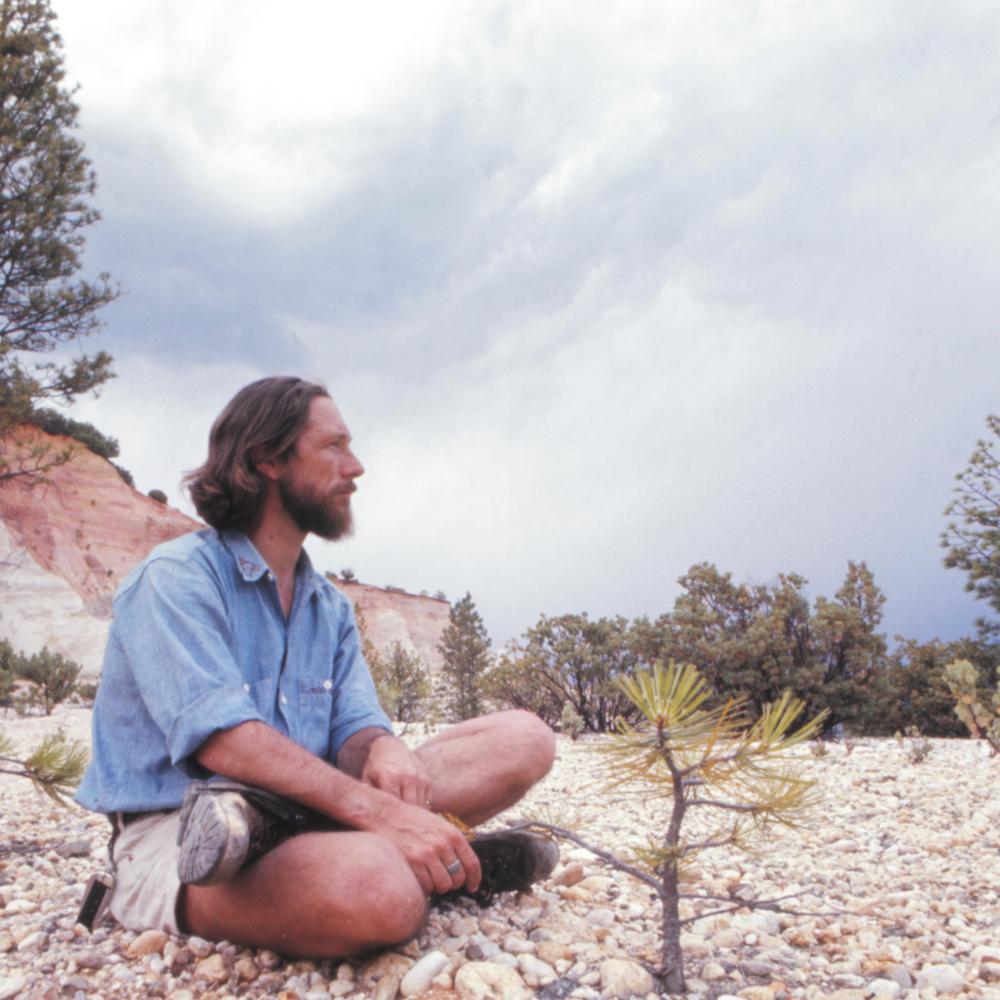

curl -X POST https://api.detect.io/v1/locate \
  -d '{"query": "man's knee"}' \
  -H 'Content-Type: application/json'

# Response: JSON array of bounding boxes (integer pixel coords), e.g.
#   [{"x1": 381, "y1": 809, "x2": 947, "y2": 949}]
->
[
  {"x1": 321, "y1": 835, "x2": 427, "y2": 947},
  {"x1": 497, "y1": 709, "x2": 557, "y2": 782}
]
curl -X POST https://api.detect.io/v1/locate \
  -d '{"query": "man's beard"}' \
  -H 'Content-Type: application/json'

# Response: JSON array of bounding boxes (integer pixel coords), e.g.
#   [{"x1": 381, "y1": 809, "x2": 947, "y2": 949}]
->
[{"x1": 277, "y1": 477, "x2": 354, "y2": 541}]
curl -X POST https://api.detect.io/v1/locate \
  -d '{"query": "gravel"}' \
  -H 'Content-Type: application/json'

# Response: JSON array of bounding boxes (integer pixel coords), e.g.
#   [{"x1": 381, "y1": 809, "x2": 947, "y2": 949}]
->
[{"x1": 1, "y1": 704, "x2": 999, "y2": 999}]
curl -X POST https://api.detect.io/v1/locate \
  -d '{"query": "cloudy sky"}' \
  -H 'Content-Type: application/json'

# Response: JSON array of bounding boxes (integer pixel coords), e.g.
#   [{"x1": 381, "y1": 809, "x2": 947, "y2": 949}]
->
[{"x1": 51, "y1": 0, "x2": 1000, "y2": 648}]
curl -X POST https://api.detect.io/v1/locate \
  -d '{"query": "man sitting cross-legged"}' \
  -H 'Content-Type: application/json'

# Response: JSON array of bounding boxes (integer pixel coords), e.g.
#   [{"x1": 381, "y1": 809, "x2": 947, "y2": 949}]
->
[{"x1": 75, "y1": 376, "x2": 557, "y2": 957}]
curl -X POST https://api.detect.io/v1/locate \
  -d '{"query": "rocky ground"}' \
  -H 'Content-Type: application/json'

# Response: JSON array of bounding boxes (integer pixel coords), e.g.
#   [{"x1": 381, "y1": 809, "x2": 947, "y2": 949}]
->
[{"x1": 1, "y1": 705, "x2": 999, "y2": 1000}]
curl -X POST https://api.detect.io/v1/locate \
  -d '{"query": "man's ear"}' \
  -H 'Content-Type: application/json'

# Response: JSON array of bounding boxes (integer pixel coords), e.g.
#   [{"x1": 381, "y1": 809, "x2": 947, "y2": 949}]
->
[{"x1": 252, "y1": 448, "x2": 282, "y2": 482}]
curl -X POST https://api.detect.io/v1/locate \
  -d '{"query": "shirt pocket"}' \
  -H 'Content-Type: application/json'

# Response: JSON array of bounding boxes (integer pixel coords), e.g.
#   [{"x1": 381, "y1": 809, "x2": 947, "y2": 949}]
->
[{"x1": 296, "y1": 677, "x2": 335, "y2": 759}]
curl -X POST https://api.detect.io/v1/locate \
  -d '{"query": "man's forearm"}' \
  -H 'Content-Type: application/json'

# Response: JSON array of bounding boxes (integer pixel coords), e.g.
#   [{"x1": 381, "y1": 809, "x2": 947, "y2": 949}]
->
[
  {"x1": 195, "y1": 720, "x2": 394, "y2": 831},
  {"x1": 335, "y1": 726, "x2": 396, "y2": 778}
]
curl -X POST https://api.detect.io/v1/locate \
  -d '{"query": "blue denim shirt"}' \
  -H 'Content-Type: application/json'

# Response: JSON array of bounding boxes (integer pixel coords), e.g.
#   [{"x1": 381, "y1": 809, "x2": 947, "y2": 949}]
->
[{"x1": 76, "y1": 529, "x2": 391, "y2": 813}]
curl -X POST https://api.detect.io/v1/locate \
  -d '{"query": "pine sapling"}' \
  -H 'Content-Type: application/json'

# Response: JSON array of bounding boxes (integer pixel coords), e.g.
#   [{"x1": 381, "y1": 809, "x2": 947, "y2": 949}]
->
[
  {"x1": 0, "y1": 728, "x2": 88, "y2": 803},
  {"x1": 530, "y1": 660, "x2": 825, "y2": 994}
]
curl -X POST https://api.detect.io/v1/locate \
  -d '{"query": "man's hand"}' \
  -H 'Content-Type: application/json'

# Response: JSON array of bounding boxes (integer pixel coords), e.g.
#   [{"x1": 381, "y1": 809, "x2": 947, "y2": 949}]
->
[
  {"x1": 360, "y1": 734, "x2": 432, "y2": 808},
  {"x1": 374, "y1": 796, "x2": 482, "y2": 896}
]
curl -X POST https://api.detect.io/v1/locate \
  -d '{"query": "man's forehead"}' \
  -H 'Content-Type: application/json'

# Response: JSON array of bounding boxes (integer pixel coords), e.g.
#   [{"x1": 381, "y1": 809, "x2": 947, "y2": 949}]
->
[{"x1": 304, "y1": 395, "x2": 350, "y2": 437}]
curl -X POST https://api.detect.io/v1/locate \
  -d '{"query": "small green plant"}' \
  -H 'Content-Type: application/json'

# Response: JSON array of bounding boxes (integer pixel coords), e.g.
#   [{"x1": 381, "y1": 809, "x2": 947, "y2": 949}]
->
[
  {"x1": 904, "y1": 725, "x2": 932, "y2": 764},
  {"x1": 559, "y1": 702, "x2": 584, "y2": 741},
  {"x1": 17, "y1": 647, "x2": 81, "y2": 715},
  {"x1": 340, "y1": 567, "x2": 356, "y2": 582},
  {"x1": 0, "y1": 728, "x2": 88, "y2": 803},
  {"x1": 147, "y1": 489, "x2": 167, "y2": 504},
  {"x1": 529, "y1": 660, "x2": 825, "y2": 994},
  {"x1": 943, "y1": 658, "x2": 1000, "y2": 755},
  {"x1": 74, "y1": 681, "x2": 99, "y2": 704}
]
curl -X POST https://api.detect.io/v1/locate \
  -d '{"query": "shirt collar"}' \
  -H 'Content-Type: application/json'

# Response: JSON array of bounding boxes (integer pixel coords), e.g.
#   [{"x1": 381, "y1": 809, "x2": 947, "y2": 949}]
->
[{"x1": 221, "y1": 530, "x2": 323, "y2": 598}]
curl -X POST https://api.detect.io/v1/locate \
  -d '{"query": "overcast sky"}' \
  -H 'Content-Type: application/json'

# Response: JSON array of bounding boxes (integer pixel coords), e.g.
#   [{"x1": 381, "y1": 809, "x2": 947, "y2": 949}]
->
[{"x1": 51, "y1": 0, "x2": 1000, "y2": 649}]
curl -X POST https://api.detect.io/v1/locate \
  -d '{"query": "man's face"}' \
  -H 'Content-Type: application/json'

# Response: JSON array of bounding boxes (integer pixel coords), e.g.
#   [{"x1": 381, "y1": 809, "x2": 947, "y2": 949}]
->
[{"x1": 276, "y1": 396, "x2": 364, "y2": 540}]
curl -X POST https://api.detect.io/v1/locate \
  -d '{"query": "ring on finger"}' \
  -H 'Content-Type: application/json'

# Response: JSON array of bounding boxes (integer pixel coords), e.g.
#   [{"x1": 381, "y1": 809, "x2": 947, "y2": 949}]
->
[{"x1": 445, "y1": 859, "x2": 462, "y2": 876}]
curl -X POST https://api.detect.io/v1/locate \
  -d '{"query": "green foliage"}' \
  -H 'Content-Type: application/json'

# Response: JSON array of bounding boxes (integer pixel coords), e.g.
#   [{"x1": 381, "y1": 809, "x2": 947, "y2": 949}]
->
[
  {"x1": 438, "y1": 592, "x2": 491, "y2": 721},
  {"x1": 860, "y1": 637, "x2": 993, "y2": 737},
  {"x1": 559, "y1": 701, "x2": 584, "y2": 741},
  {"x1": 0, "y1": 638, "x2": 16, "y2": 705},
  {"x1": 944, "y1": 658, "x2": 1000, "y2": 754},
  {"x1": 0, "y1": 0, "x2": 118, "y2": 481},
  {"x1": 110, "y1": 461, "x2": 133, "y2": 487},
  {"x1": 531, "y1": 660, "x2": 825, "y2": 993},
  {"x1": 339, "y1": 567, "x2": 356, "y2": 582},
  {"x1": 636, "y1": 561, "x2": 888, "y2": 732},
  {"x1": 486, "y1": 614, "x2": 640, "y2": 732},
  {"x1": 74, "y1": 680, "x2": 97, "y2": 703},
  {"x1": 0, "y1": 726, "x2": 88, "y2": 803},
  {"x1": 25, "y1": 406, "x2": 118, "y2": 458},
  {"x1": 903, "y1": 725, "x2": 932, "y2": 764},
  {"x1": 942, "y1": 415, "x2": 1000, "y2": 639},
  {"x1": 16, "y1": 646, "x2": 80, "y2": 714},
  {"x1": 369, "y1": 641, "x2": 431, "y2": 723},
  {"x1": 147, "y1": 488, "x2": 167, "y2": 504}
]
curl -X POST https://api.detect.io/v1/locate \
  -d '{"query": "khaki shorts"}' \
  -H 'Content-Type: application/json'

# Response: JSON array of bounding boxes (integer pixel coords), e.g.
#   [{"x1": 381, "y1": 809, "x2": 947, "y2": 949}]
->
[{"x1": 110, "y1": 811, "x2": 184, "y2": 935}]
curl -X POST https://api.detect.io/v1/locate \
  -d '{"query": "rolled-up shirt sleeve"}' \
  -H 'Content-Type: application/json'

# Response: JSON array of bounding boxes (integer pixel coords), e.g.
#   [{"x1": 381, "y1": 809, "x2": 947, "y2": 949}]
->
[
  {"x1": 115, "y1": 554, "x2": 266, "y2": 768},
  {"x1": 328, "y1": 601, "x2": 392, "y2": 759}
]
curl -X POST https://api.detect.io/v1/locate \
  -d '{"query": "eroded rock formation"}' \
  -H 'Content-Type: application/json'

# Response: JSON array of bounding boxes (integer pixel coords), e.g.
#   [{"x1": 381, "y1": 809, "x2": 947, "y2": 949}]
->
[{"x1": 1, "y1": 426, "x2": 449, "y2": 679}]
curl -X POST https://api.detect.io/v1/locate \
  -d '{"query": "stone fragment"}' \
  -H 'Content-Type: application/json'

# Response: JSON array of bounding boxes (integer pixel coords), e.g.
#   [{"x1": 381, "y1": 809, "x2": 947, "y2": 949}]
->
[
  {"x1": 0, "y1": 978, "x2": 26, "y2": 1000},
  {"x1": 884, "y1": 964, "x2": 912, "y2": 990},
  {"x1": 552, "y1": 862, "x2": 585, "y2": 887},
  {"x1": 401, "y1": 950, "x2": 449, "y2": 997},
  {"x1": 915, "y1": 964, "x2": 965, "y2": 994},
  {"x1": 701, "y1": 961, "x2": 726, "y2": 981},
  {"x1": 233, "y1": 956, "x2": 259, "y2": 981},
  {"x1": 75, "y1": 949, "x2": 106, "y2": 969},
  {"x1": 15, "y1": 930, "x2": 47, "y2": 953},
  {"x1": 585, "y1": 907, "x2": 616, "y2": 929},
  {"x1": 126, "y1": 928, "x2": 169, "y2": 958},
  {"x1": 711, "y1": 927, "x2": 743, "y2": 948},
  {"x1": 518, "y1": 953, "x2": 557, "y2": 987},
  {"x1": 186, "y1": 935, "x2": 213, "y2": 958},
  {"x1": 741, "y1": 959, "x2": 774, "y2": 978},
  {"x1": 359, "y1": 951, "x2": 413, "y2": 1000},
  {"x1": 258, "y1": 949, "x2": 283, "y2": 969},
  {"x1": 196, "y1": 952, "x2": 229, "y2": 983},
  {"x1": 737, "y1": 988, "x2": 774, "y2": 1000},
  {"x1": 867, "y1": 980, "x2": 901, "y2": 998},
  {"x1": 0, "y1": 934, "x2": 12, "y2": 954},
  {"x1": 454, "y1": 960, "x2": 532, "y2": 999},
  {"x1": 165, "y1": 991, "x2": 195, "y2": 1000},
  {"x1": 55, "y1": 839, "x2": 92, "y2": 858},
  {"x1": 598, "y1": 958, "x2": 654, "y2": 998}
]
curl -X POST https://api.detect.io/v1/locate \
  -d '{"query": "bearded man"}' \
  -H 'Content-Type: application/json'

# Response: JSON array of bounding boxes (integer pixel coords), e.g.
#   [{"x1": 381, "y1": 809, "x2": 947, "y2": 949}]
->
[{"x1": 76, "y1": 376, "x2": 557, "y2": 956}]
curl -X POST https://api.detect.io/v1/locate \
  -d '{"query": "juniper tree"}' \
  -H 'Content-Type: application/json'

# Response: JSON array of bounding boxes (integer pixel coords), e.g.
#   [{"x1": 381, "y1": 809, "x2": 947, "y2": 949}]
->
[
  {"x1": 529, "y1": 660, "x2": 825, "y2": 993},
  {"x1": 438, "y1": 592, "x2": 491, "y2": 721},
  {"x1": 369, "y1": 641, "x2": 430, "y2": 725},
  {"x1": 0, "y1": 0, "x2": 118, "y2": 480},
  {"x1": 942, "y1": 415, "x2": 1000, "y2": 639}
]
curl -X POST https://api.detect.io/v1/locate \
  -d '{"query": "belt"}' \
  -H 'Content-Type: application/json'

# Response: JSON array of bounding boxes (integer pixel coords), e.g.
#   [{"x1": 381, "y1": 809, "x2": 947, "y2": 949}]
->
[{"x1": 107, "y1": 810, "x2": 151, "y2": 832}]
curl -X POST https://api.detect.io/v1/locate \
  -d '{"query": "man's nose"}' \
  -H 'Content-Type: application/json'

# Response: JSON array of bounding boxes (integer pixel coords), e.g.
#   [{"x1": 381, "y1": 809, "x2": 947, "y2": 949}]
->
[{"x1": 345, "y1": 448, "x2": 364, "y2": 479}]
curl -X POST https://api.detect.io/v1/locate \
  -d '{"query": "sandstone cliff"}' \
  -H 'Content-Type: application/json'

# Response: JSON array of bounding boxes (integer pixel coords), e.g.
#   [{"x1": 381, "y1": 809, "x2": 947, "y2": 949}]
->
[
  {"x1": 0, "y1": 426, "x2": 200, "y2": 678},
  {"x1": 0, "y1": 426, "x2": 449, "y2": 679},
  {"x1": 333, "y1": 579, "x2": 450, "y2": 674}
]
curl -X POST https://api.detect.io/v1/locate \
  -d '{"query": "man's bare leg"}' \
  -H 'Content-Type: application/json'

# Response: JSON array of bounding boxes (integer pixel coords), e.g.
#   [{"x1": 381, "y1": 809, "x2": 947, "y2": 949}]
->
[
  {"x1": 415, "y1": 709, "x2": 556, "y2": 825},
  {"x1": 181, "y1": 830, "x2": 427, "y2": 958},
  {"x1": 181, "y1": 710, "x2": 555, "y2": 954}
]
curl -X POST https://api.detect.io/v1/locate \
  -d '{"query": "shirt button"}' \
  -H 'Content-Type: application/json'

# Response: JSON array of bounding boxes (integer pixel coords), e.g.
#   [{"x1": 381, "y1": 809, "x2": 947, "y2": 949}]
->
[
  {"x1": 242, "y1": 683, "x2": 250, "y2": 693},
  {"x1": 323, "y1": 680, "x2": 333, "y2": 690},
  {"x1": 280, "y1": 694, "x2": 288, "y2": 705}
]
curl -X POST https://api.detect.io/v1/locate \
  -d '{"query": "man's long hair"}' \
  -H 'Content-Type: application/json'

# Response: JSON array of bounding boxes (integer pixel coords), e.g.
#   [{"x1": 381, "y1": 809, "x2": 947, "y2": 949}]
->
[{"x1": 185, "y1": 376, "x2": 329, "y2": 531}]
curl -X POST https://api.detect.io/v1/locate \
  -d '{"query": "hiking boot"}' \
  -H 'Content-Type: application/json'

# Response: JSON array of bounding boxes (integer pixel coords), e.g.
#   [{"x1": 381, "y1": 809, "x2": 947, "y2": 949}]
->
[
  {"x1": 463, "y1": 829, "x2": 560, "y2": 906},
  {"x1": 176, "y1": 780, "x2": 309, "y2": 886}
]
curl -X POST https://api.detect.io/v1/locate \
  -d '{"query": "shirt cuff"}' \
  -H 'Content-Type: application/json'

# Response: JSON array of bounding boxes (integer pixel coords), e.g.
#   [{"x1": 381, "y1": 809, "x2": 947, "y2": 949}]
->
[{"x1": 166, "y1": 686, "x2": 266, "y2": 769}]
